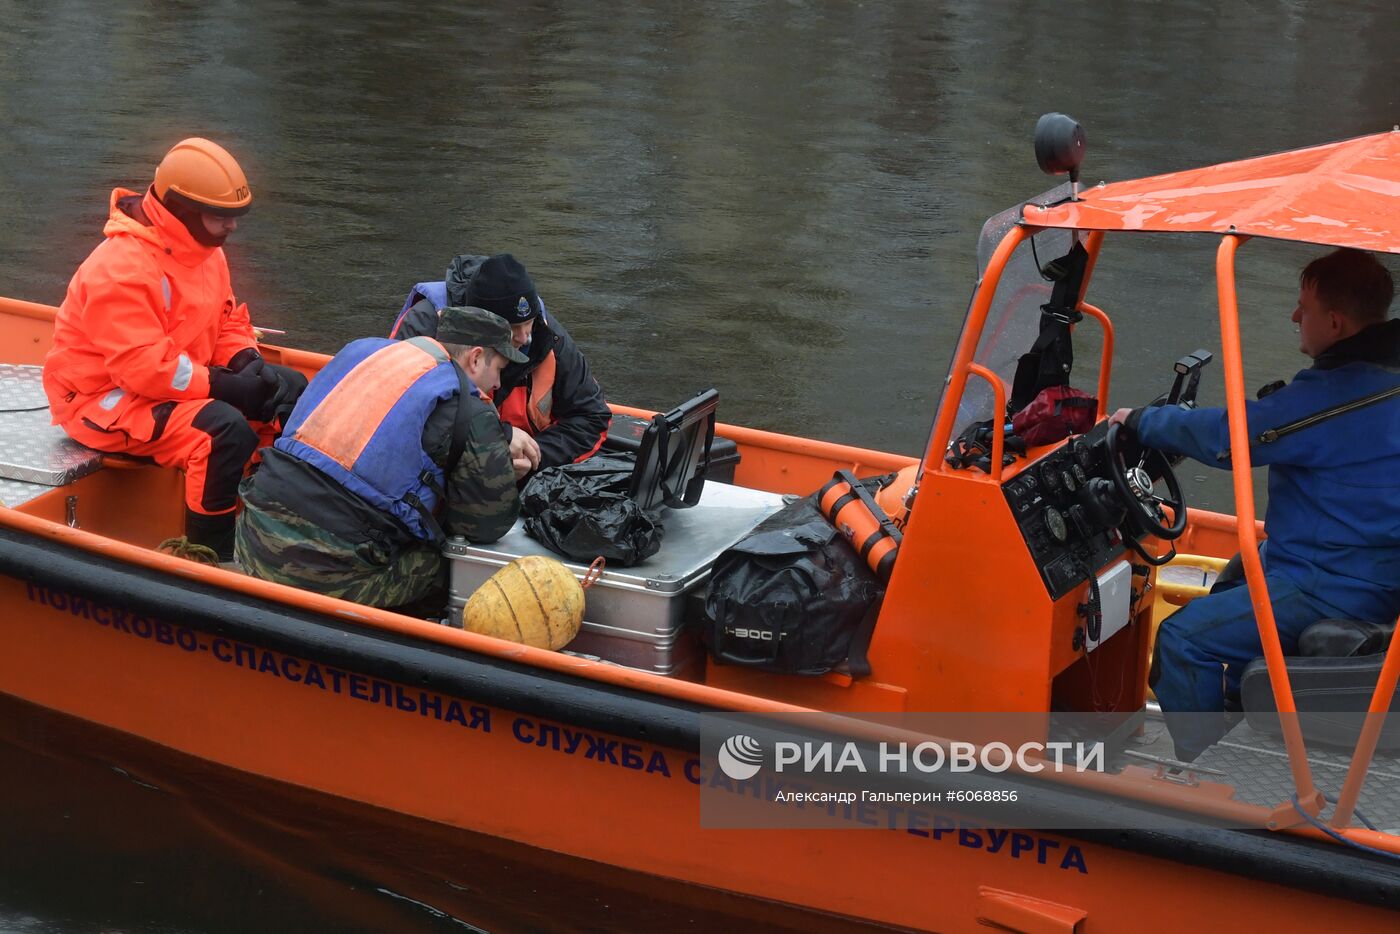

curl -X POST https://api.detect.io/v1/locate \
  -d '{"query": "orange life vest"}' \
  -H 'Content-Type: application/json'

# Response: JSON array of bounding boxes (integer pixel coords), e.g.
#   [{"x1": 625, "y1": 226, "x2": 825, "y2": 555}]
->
[{"x1": 497, "y1": 349, "x2": 557, "y2": 435}]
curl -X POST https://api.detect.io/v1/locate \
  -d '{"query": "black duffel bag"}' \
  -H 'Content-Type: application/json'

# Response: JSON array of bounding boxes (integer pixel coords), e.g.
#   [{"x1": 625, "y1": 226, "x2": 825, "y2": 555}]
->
[
  {"x1": 702, "y1": 492, "x2": 882, "y2": 676},
  {"x1": 520, "y1": 456, "x2": 664, "y2": 566}
]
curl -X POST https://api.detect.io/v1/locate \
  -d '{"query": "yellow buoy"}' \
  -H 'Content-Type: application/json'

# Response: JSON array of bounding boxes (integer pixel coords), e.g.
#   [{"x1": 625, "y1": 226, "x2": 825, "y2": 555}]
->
[{"x1": 462, "y1": 555, "x2": 585, "y2": 650}]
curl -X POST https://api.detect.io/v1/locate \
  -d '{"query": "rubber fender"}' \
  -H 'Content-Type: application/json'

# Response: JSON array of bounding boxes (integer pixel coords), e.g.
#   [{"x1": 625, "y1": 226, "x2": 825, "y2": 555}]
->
[{"x1": 464, "y1": 555, "x2": 584, "y2": 650}]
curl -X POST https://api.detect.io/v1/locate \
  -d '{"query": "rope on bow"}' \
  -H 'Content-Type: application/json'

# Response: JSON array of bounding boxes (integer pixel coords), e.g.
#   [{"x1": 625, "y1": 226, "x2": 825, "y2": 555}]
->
[{"x1": 582, "y1": 556, "x2": 607, "y2": 589}]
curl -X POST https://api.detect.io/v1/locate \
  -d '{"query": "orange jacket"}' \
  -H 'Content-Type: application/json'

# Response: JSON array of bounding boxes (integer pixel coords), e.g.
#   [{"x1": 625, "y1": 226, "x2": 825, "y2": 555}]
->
[{"x1": 43, "y1": 187, "x2": 257, "y2": 434}]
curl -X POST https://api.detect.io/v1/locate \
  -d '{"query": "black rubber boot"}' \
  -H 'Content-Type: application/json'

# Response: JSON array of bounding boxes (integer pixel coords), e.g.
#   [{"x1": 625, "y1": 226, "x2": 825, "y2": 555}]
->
[{"x1": 185, "y1": 509, "x2": 237, "y2": 562}]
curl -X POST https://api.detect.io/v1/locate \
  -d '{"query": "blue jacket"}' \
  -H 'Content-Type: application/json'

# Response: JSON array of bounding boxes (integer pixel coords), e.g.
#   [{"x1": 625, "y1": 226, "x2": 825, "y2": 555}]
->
[
  {"x1": 276, "y1": 337, "x2": 462, "y2": 541},
  {"x1": 1137, "y1": 320, "x2": 1400, "y2": 622}
]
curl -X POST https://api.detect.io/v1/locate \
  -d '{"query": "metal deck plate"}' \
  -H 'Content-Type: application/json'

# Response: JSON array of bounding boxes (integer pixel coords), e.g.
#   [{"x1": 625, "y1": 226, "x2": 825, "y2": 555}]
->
[
  {"x1": 1127, "y1": 714, "x2": 1400, "y2": 832},
  {"x1": 0, "y1": 476, "x2": 58, "y2": 507},
  {"x1": 1196, "y1": 722, "x2": 1400, "y2": 832},
  {"x1": 0, "y1": 365, "x2": 103, "y2": 495}
]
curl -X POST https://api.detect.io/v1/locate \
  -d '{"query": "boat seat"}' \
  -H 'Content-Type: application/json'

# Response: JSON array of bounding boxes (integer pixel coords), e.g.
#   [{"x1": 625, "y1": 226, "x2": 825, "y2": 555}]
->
[
  {"x1": 0, "y1": 364, "x2": 110, "y2": 507},
  {"x1": 1240, "y1": 617, "x2": 1400, "y2": 751}
]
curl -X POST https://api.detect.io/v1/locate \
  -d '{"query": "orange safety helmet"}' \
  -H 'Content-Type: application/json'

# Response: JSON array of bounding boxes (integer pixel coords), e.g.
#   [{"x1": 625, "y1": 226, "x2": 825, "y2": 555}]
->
[{"x1": 153, "y1": 137, "x2": 252, "y2": 216}]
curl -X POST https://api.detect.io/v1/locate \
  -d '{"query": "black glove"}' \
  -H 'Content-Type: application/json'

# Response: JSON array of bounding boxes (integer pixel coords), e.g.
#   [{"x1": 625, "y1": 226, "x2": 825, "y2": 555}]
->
[
  {"x1": 227, "y1": 347, "x2": 264, "y2": 374},
  {"x1": 209, "y1": 360, "x2": 278, "y2": 421},
  {"x1": 264, "y1": 366, "x2": 308, "y2": 427}
]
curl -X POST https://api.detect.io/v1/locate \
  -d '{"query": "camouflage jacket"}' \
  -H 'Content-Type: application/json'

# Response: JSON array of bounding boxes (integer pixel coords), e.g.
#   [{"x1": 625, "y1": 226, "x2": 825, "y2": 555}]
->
[{"x1": 235, "y1": 390, "x2": 518, "y2": 609}]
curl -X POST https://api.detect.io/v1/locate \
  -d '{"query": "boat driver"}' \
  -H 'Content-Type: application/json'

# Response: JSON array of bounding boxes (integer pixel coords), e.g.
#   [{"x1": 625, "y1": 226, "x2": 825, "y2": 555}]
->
[
  {"x1": 235, "y1": 307, "x2": 537, "y2": 615},
  {"x1": 1110, "y1": 248, "x2": 1400, "y2": 761},
  {"x1": 390, "y1": 253, "x2": 611, "y2": 474},
  {"x1": 43, "y1": 138, "x2": 306, "y2": 561}
]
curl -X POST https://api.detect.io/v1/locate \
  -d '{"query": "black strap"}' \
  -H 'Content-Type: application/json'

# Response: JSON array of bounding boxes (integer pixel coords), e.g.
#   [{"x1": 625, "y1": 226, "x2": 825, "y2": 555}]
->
[
  {"x1": 448, "y1": 361, "x2": 474, "y2": 474},
  {"x1": 1009, "y1": 242, "x2": 1090, "y2": 413},
  {"x1": 946, "y1": 419, "x2": 995, "y2": 471},
  {"x1": 655, "y1": 408, "x2": 716, "y2": 508},
  {"x1": 945, "y1": 419, "x2": 1026, "y2": 473},
  {"x1": 1052, "y1": 396, "x2": 1096, "y2": 417},
  {"x1": 1256, "y1": 382, "x2": 1400, "y2": 445},
  {"x1": 845, "y1": 593, "x2": 883, "y2": 679},
  {"x1": 404, "y1": 489, "x2": 448, "y2": 545}
]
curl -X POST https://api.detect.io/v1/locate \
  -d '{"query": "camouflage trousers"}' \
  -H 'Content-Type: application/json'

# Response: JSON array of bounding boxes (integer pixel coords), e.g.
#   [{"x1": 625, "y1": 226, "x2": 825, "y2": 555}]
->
[{"x1": 235, "y1": 492, "x2": 447, "y2": 612}]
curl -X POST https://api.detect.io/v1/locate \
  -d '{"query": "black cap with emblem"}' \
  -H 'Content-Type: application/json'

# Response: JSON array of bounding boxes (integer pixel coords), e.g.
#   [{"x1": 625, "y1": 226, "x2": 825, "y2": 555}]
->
[{"x1": 465, "y1": 253, "x2": 543, "y2": 324}]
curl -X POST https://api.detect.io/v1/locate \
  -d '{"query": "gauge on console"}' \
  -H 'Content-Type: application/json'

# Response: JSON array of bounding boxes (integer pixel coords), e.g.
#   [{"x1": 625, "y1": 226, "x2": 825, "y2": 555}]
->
[
  {"x1": 1043, "y1": 506, "x2": 1069, "y2": 542},
  {"x1": 1073, "y1": 438, "x2": 1093, "y2": 469}
]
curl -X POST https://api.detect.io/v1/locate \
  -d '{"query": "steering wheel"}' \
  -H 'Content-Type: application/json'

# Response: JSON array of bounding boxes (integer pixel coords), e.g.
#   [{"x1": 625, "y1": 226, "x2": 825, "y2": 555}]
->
[{"x1": 1105, "y1": 421, "x2": 1187, "y2": 566}]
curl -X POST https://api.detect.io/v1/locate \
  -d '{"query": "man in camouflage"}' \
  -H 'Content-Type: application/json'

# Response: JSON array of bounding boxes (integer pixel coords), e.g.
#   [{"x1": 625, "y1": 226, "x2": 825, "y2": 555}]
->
[{"x1": 236, "y1": 307, "x2": 540, "y2": 613}]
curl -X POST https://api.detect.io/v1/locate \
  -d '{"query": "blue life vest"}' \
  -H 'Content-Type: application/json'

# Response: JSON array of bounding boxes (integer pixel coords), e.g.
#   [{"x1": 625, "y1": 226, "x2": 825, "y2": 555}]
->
[
  {"x1": 389, "y1": 281, "x2": 450, "y2": 337},
  {"x1": 401, "y1": 280, "x2": 449, "y2": 314},
  {"x1": 276, "y1": 336, "x2": 462, "y2": 541}
]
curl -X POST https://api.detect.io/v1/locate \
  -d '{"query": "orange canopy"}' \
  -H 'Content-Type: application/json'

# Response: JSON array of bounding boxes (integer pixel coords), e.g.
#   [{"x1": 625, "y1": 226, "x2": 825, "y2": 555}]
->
[{"x1": 1024, "y1": 130, "x2": 1400, "y2": 253}]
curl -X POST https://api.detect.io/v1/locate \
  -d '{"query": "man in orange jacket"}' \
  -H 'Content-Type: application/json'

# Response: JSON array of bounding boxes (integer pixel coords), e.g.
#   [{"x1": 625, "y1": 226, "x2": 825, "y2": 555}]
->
[{"x1": 43, "y1": 138, "x2": 305, "y2": 560}]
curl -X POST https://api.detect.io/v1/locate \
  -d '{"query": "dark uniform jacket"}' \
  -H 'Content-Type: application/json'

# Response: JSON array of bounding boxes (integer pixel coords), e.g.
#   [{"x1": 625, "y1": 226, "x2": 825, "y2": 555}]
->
[
  {"x1": 393, "y1": 255, "x2": 611, "y2": 470},
  {"x1": 1137, "y1": 319, "x2": 1400, "y2": 623}
]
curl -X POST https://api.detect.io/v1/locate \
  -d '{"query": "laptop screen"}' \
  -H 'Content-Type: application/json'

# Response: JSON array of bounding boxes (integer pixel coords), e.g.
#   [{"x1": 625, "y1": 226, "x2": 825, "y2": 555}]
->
[{"x1": 628, "y1": 389, "x2": 719, "y2": 510}]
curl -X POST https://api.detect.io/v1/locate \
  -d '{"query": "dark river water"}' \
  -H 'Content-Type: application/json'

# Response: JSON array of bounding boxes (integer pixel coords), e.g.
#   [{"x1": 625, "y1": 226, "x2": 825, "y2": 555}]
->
[{"x1": 0, "y1": 0, "x2": 1397, "y2": 929}]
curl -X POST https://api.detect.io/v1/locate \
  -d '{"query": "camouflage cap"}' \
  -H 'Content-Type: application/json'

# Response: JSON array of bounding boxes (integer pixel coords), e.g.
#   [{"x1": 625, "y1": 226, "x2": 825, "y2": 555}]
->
[{"x1": 437, "y1": 306, "x2": 529, "y2": 363}]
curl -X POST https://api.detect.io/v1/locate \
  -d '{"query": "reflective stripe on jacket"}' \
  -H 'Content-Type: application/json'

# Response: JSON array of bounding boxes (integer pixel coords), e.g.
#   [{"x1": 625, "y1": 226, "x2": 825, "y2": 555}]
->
[
  {"x1": 43, "y1": 187, "x2": 257, "y2": 433},
  {"x1": 275, "y1": 337, "x2": 460, "y2": 541}
]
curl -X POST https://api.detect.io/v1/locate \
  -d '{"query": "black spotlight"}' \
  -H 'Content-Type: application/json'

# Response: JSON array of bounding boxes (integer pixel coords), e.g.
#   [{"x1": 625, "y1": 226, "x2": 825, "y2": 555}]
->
[{"x1": 1034, "y1": 113, "x2": 1087, "y2": 201}]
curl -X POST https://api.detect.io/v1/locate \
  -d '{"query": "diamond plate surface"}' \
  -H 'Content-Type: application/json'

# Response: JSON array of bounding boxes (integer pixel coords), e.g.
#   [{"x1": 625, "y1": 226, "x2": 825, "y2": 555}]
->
[
  {"x1": 1196, "y1": 722, "x2": 1400, "y2": 831},
  {"x1": 0, "y1": 364, "x2": 103, "y2": 488},
  {"x1": 0, "y1": 476, "x2": 57, "y2": 507}
]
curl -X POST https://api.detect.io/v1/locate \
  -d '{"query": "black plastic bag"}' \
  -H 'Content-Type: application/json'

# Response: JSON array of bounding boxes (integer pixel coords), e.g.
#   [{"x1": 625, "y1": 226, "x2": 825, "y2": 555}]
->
[
  {"x1": 520, "y1": 456, "x2": 663, "y2": 566},
  {"x1": 702, "y1": 493, "x2": 881, "y2": 676}
]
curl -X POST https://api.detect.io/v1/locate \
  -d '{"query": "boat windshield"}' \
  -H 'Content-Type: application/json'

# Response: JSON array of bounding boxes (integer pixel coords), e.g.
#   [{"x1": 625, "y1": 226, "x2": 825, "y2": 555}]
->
[{"x1": 942, "y1": 182, "x2": 1086, "y2": 441}]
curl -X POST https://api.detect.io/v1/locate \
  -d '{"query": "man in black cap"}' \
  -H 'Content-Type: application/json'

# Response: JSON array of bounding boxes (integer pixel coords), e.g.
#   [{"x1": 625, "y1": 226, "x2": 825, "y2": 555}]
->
[
  {"x1": 391, "y1": 253, "x2": 611, "y2": 472},
  {"x1": 236, "y1": 307, "x2": 538, "y2": 613}
]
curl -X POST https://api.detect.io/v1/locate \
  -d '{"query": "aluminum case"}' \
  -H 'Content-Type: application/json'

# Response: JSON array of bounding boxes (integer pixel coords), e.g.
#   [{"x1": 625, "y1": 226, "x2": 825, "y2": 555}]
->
[{"x1": 445, "y1": 481, "x2": 787, "y2": 678}]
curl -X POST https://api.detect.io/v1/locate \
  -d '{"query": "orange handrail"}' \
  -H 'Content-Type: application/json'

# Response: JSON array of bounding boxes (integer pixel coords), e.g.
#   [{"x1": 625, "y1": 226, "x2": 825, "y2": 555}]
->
[
  {"x1": 0, "y1": 295, "x2": 59, "y2": 320},
  {"x1": 928, "y1": 224, "x2": 1030, "y2": 468},
  {"x1": 1329, "y1": 612, "x2": 1400, "y2": 828},
  {"x1": 965, "y1": 363, "x2": 1007, "y2": 482},
  {"x1": 1077, "y1": 301, "x2": 1114, "y2": 420},
  {"x1": 1215, "y1": 235, "x2": 1321, "y2": 814}
]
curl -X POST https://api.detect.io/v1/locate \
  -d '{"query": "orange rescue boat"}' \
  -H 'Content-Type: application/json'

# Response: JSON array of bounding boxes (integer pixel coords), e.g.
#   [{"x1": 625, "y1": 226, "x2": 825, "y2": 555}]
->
[{"x1": 1, "y1": 123, "x2": 1398, "y2": 931}]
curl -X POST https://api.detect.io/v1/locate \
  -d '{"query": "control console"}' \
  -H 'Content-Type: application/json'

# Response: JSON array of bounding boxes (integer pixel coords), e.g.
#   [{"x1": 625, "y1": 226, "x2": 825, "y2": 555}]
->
[{"x1": 1002, "y1": 426, "x2": 1126, "y2": 598}]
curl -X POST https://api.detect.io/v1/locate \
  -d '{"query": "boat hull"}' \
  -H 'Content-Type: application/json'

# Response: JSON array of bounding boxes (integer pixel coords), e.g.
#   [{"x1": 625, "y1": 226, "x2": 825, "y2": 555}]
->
[{"x1": 2, "y1": 528, "x2": 1396, "y2": 931}]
